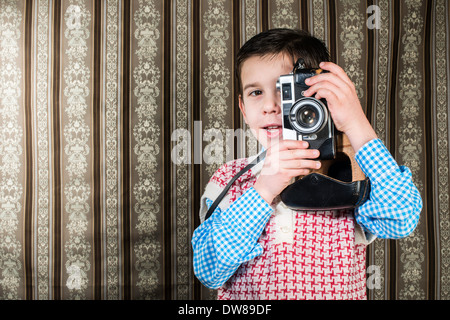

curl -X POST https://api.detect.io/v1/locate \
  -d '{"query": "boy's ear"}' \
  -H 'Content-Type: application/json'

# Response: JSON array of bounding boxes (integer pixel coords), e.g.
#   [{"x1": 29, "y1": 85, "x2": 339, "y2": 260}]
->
[{"x1": 238, "y1": 95, "x2": 248, "y2": 124}]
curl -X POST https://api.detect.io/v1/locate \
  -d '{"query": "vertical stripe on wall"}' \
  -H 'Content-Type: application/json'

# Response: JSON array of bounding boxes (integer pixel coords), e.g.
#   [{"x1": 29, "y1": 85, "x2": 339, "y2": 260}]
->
[
  {"x1": 61, "y1": 0, "x2": 93, "y2": 300},
  {"x1": 367, "y1": 0, "x2": 392, "y2": 301},
  {"x1": 396, "y1": 0, "x2": 427, "y2": 300},
  {"x1": 171, "y1": 0, "x2": 195, "y2": 300},
  {"x1": 102, "y1": 0, "x2": 122, "y2": 300},
  {"x1": 51, "y1": 0, "x2": 62, "y2": 300},
  {"x1": 24, "y1": 0, "x2": 34, "y2": 300},
  {"x1": 92, "y1": 0, "x2": 102, "y2": 300},
  {"x1": 121, "y1": 0, "x2": 131, "y2": 300},
  {"x1": 432, "y1": 0, "x2": 450, "y2": 300},
  {"x1": 32, "y1": 0, "x2": 53, "y2": 300},
  {"x1": 199, "y1": 0, "x2": 233, "y2": 300},
  {"x1": 130, "y1": 0, "x2": 163, "y2": 299}
]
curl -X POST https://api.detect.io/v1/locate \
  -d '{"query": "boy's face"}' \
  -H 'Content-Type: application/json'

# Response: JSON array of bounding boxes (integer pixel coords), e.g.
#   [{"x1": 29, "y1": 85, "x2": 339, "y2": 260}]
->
[{"x1": 238, "y1": 53, "x2": 293, "y2": 149}]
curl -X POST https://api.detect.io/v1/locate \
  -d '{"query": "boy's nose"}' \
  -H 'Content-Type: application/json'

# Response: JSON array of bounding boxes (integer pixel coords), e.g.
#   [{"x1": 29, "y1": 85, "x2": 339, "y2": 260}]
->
[{"x1": 263, "y1": 94, "x2": 281, "y2": 114}]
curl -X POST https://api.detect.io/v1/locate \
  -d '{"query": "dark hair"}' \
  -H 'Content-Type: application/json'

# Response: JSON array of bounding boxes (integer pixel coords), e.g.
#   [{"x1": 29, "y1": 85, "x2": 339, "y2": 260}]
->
[{"x1": 235, "y1": 28, "x2": 330, "y2": 95}]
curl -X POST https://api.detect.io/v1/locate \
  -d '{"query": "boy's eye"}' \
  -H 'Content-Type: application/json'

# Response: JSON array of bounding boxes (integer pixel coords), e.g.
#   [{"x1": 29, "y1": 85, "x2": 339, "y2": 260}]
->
[{"x1": 249, "y1": 90, "x2": 263, "y2": 96}]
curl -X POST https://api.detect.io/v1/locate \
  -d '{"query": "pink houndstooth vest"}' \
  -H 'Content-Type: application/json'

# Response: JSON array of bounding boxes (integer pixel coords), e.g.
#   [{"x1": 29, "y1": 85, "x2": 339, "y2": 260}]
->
[{"x1": 209, "y1": 158, "x2": 367, "y2": 300}]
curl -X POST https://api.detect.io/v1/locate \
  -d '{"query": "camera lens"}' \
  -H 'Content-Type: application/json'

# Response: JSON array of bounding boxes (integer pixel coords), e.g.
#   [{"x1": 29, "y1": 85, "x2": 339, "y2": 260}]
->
[
  {"x1": 288, "y1": 98, "x2": 327, "y2": 134},
  {"x1": 297, "y1": 106, "x2": 318, "y2": 129}
]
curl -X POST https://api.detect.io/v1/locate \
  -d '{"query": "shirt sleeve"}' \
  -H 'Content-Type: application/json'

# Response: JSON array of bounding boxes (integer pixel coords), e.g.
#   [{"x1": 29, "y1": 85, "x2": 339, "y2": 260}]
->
[
  {"x1": 191, "y1": 187, "x2": 273, "y2": 289},
  {"x1": 354, "y1": 139, "x2": 423, "y2": 239}
]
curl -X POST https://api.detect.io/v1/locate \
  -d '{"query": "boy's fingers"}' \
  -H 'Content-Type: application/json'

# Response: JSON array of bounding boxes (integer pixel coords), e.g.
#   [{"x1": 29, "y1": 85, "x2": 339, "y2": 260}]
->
[
  {"x1": 308, "y1": 62, "x2": 354, "y2": 89},
  {"x1": 319, "y1": 62, "x2": 348, "y2": 79},
  {"x1": 304, "y1": 81, "x2": 342, "y2": 100},
  {"x1": 314, "y1": 88, "x2": 339, "y2": 106},
  {"x1": 281, "y1": 159, "x2": 322, "y2": 170},
  {"x1": 268, "y1": 139, "x2": 309, "y2": 152},
  {"x1": 278, "y1": 148, "x2": 320, "y2": 160},
  {"x1": 305, "y1": 74, "x2": 349, "y2": 91},
  {"x1": 305, "y1": 72, "x2": 353, "y2": 94}
]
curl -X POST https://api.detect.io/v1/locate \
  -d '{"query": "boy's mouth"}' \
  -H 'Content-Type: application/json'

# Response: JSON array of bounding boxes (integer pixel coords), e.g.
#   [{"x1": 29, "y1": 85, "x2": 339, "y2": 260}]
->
[
  {"x1": 265, "y1": 125, "x2": 281, "y2": 131},
  {"x1": 263, "y1": 125, "x2": 282, "y2": 138}
]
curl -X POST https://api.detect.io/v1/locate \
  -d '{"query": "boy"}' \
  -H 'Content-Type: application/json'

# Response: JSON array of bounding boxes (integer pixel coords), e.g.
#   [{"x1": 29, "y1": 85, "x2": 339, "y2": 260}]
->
[{"x1": 192, "y1": 28, "x2": 422, "y2": 299}]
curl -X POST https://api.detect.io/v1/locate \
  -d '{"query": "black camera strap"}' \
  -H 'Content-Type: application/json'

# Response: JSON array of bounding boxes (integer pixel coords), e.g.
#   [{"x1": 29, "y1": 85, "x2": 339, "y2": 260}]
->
[{"x1": 204, "y1": 150, "x2": 267, "y2": 221}]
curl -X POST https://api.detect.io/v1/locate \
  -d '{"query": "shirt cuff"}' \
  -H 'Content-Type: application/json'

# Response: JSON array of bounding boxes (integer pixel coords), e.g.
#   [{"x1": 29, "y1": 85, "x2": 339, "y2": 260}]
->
[
  {"x1": 220, "y1": 187, "x2": 273, "y2": 235},
  {"x1": 355, "y1": 138, "x2": 399, "y2": 182}
]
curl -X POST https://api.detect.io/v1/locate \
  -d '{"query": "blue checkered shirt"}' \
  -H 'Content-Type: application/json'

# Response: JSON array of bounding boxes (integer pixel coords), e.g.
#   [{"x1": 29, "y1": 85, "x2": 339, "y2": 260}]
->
[{"x1": 192, "y1": 138, "x2": 422, "y2": 289}]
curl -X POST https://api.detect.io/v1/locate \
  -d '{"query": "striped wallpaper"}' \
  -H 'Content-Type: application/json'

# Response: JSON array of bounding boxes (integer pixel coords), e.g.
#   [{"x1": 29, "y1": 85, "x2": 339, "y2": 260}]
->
[{"x1": 0, "y1": 0, "x2": 449, "y2": 300}]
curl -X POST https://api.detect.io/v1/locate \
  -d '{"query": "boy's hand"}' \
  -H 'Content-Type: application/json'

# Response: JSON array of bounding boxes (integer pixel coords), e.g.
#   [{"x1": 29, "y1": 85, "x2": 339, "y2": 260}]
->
[
  {"x1": 253, "y1": 140, "x2": 321, "y2": 205},
  {"x1": 304, "y1": 62, "x2": 377, "y2": 152}
]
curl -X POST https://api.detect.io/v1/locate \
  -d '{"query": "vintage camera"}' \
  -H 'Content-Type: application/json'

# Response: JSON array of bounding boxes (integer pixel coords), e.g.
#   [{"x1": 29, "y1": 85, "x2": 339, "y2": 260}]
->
[{"x1": 277, "y1": 58, "x2": 336, "y2": 160}]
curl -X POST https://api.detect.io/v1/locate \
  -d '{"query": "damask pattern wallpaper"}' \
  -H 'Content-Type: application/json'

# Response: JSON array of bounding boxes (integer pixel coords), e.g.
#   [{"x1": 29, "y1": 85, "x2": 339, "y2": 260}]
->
[{"x1": 0, "y1": 0, "x2": 449, "y2": 300}]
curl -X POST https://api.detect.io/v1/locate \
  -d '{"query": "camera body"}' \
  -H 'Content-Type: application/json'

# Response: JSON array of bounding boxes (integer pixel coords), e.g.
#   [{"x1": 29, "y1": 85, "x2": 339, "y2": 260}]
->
[{"x1": 277, "y1": 59, "x2": 336, "y2": 160}]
